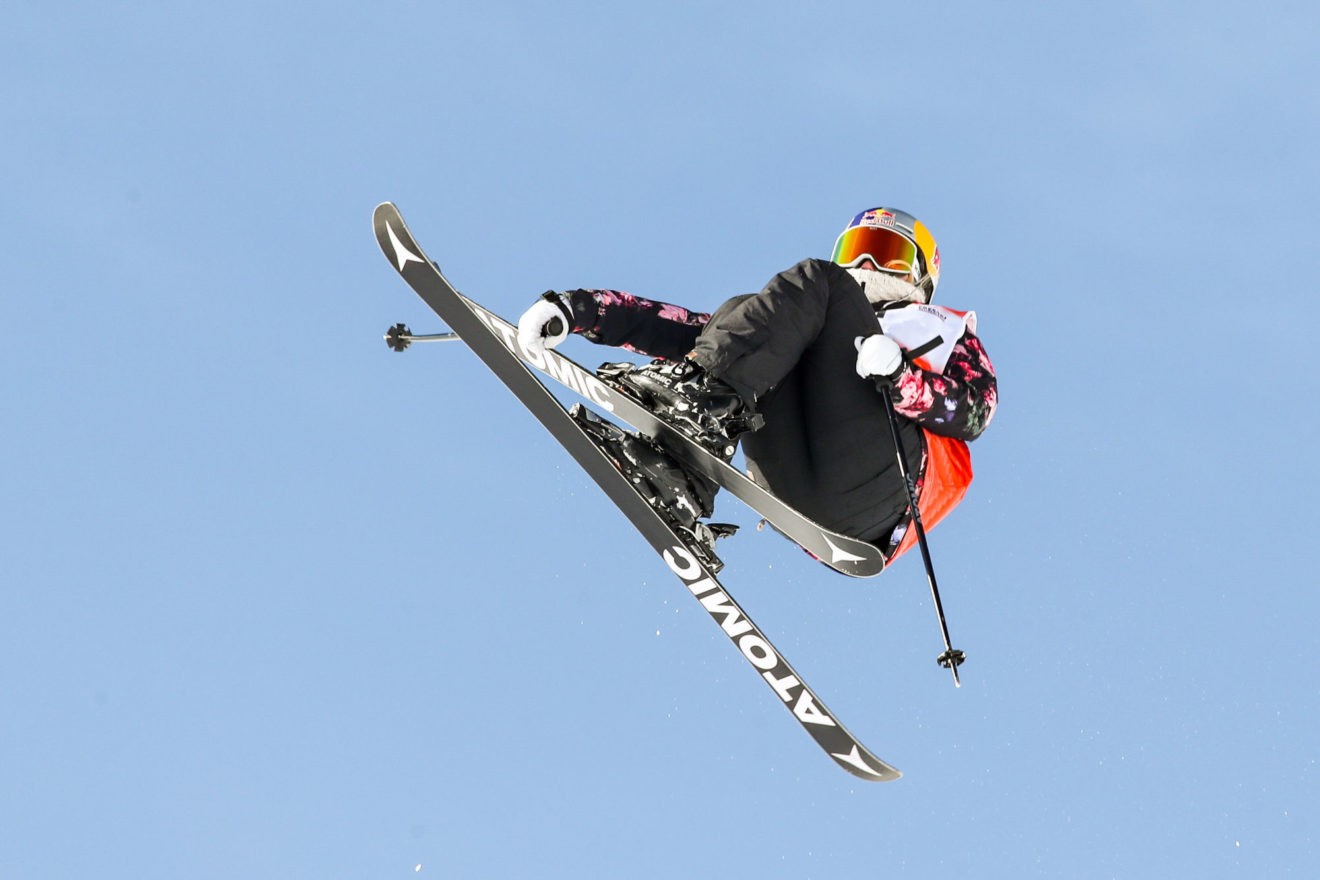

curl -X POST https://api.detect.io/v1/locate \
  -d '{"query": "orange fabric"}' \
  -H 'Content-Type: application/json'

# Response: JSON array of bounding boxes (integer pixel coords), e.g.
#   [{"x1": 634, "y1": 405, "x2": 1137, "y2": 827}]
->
[{"x1": 889, "y1": 430, "x2": 973, "y2": 562}]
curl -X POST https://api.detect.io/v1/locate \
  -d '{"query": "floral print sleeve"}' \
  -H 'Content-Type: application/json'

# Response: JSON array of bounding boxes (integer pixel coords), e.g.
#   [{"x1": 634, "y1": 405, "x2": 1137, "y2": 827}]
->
[
  {"x1": 562, "y1": 289, "x2": 710, "y2": 361},
  {"x1": 892, "y1": 331, "x2": 998, "y2": 441}
]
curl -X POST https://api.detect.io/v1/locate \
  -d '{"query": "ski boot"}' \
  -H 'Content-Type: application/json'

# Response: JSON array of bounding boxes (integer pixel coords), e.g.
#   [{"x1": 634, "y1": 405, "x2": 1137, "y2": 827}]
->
[
  {"x1": 598, "y1": 359, "x2": 765, "y2": 461},
  {"x1": 571, "y1": 404, "x2": 737, "y2": 572}
]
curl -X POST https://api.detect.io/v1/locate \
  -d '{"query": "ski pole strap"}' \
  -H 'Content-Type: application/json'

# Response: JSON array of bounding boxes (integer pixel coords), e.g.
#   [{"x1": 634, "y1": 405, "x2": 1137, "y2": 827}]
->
[{"x1": 904, "y1": 335, "x2": 944, "y2": 361}]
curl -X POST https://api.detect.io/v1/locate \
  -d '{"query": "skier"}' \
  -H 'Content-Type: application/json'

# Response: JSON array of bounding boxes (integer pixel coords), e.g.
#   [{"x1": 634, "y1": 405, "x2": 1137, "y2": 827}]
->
[{"x1": 516, "y1": 207, "x2": 997, "y2": 564}]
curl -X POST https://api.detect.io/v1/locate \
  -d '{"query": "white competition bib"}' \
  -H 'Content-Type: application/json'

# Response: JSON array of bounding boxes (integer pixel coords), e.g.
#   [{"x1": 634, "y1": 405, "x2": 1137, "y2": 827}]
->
[{"x1": 877, "y1": 304, "x2": 976, "y2": 373}]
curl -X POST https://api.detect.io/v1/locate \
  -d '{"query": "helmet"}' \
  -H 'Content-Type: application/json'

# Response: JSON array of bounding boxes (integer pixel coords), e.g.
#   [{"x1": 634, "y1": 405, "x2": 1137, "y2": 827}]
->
[{"x1": 831, "y1": 207, "x2": 941, "y2": 302}]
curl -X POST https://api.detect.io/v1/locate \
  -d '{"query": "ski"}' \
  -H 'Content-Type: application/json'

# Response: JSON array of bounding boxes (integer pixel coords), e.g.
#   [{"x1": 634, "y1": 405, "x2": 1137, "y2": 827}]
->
[{"x1": 373, "y1": 202, "x2": 899, "y2": 781}]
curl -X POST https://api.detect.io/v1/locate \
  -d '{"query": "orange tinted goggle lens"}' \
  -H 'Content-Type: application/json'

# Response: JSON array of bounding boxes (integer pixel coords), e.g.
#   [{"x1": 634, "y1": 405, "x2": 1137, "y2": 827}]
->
[{"x1": 832, "y1": 226, "x2": 919, "y2": 273}]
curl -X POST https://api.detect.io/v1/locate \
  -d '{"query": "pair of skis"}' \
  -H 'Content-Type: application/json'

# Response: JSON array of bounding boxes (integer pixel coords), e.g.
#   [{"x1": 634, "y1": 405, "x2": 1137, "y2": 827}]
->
[{"x1": 372, "y1": 202, "x2": 900, "y2": 781}]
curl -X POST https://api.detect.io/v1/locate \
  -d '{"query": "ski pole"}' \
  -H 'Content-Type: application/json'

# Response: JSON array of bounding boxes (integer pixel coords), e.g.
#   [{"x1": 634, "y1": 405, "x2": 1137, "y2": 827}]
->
[
  {"x1": 384, "y1": 323, "x2": 460, "y2": 352},
  {"x1": 878, "y1": 387, "x2": 966, "y2": 687}
]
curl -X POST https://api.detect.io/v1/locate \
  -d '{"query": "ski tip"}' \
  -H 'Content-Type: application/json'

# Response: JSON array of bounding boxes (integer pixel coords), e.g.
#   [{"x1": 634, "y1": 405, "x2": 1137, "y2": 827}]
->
[
  {"x1": 831, "y1": 745, "x2": 902, "y2": 782},
  {"x1": 372, "y1": 201, "x2": 401, "y2": 228}
]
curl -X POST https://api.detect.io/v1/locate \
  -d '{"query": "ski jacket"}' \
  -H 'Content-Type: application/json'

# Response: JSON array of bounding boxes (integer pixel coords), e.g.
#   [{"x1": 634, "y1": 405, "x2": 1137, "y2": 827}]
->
[{"x1": 562, "y1": 261, "x2": 996, "y2": 560}]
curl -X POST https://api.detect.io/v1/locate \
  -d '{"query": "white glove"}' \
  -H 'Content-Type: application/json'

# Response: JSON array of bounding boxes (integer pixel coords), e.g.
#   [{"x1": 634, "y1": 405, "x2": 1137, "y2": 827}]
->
[
  {"x1": 854, "y1": 334, "x2": 904, "y2": 381},
  {"x1": 517, "y1": 292, "x2": 573, "y2": 356}
]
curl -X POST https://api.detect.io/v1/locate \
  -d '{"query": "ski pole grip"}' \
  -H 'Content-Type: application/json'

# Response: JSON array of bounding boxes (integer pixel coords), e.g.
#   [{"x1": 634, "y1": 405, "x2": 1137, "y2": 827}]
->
[{"x1": 538, "y1": 290, "x2": 571, "y2": 341}]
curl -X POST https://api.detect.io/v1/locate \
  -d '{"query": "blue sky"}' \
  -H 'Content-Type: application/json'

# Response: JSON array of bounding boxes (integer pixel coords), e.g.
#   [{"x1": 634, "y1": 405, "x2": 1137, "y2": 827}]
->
[{"x1": 3, "y1": 1, "x2": 1317, "y2": 877}]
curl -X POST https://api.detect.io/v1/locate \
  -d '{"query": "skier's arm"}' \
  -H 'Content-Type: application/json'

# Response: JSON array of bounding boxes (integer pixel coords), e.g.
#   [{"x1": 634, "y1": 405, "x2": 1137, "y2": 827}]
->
[
  {"x1": 892, "y1": 330, "x2": 998, "y2": 441},
  {"x1": 563, "y1": 289, "x2": 709, "y2": 361}
]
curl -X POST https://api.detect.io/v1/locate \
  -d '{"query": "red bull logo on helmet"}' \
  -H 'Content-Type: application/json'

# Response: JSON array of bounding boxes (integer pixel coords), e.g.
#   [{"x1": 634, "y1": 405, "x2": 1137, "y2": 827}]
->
[{"x1": 858, "y1": 209, "x2": 897, "y2": 229}]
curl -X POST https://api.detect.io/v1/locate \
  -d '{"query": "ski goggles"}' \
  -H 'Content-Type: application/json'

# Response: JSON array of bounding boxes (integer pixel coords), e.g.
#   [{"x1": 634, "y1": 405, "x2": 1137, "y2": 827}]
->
[{"x1": 831, "y1": 225, "x2": 921, "y2": 277}]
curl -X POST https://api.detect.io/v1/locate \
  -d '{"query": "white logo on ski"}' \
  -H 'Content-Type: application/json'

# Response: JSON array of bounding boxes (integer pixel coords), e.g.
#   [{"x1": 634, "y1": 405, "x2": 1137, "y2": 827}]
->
[
  {"x1": 823, "y1": 535, "x2": 865, "y2": 564},
  {"x1": 386, "y1": 222, "x2": 423, "y2": 271},
  {"x1": 831, "y1": 745, "x2": 886, "y2": 778}
]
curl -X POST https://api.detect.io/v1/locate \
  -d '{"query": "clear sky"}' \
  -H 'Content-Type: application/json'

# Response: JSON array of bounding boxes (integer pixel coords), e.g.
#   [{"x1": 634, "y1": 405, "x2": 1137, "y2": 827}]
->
[{"x1": 4, "y1": 1, "x2": 1317, "y2": 877}]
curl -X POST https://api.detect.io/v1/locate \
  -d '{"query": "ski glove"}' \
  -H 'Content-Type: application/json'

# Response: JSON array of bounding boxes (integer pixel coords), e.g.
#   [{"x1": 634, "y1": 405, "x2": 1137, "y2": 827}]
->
[
  {"x1": 854, "y1": 334, "x2": 905, "y2": 383},
  {"x1": 517, "y1": 291, "x2": 574, "y2": 357}
]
